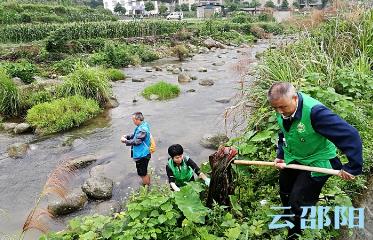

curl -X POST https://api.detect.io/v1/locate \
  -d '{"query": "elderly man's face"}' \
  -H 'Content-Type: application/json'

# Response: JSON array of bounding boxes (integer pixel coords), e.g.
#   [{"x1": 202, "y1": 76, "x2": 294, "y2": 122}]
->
[
  {"x1": 270, "y1": 95, "x2": 298, "y2": 117},
  {"x1": 132, "y1": 116, "x2": 141, "y2": 126}
]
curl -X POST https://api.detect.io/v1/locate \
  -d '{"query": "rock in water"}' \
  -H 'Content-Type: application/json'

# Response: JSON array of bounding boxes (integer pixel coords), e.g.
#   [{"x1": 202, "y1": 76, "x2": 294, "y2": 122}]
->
[
  {"x1": 67, "y1": 154, "x2": 97, "y2": 169},
  {"x1": 178, "y1": 73, "x2": 191, "y2": 83},
  {"x1": 48, "y1": 188, "x2": 88, "y2": 216},
  {"x1": 7, "y1": 143, "x2": 29, "y2": 158},
  {"x1": 199, "y1": 79, "x2": 214, "y2": 86},
  {"x1": 82, "y1": 176, "x2": 113, "y2": 200},
  {"x1": 200, "y1": 134, "x2": 229, "y2": 149}
]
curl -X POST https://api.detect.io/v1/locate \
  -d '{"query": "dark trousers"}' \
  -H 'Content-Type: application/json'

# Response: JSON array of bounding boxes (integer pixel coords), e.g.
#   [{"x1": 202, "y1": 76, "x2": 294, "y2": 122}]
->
[{"x1": 279, "y1": 168, "x2": 330, "y2": 239}]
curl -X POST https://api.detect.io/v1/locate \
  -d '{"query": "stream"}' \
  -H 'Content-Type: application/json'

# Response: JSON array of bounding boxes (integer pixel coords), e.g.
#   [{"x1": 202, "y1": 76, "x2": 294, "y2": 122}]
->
[{"x1": 0, "y1": 38, "x2": 284, "y2": 239}]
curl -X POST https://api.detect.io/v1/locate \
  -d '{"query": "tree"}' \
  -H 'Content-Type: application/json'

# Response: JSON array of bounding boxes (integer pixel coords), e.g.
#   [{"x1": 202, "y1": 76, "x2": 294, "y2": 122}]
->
[
  {"x1": 264, "y1": 0, "x2": 275, "y2": 8},
  {"x1": 227, "y1": 3, "x2": 239, "y2": 11},
  {"x1": 89, "y1": 0, "x2": 103, "y2": 8},
  {"x1": 249, "y1": 0, "x2": 261, "y2": 8},
  {"x1": 191, "y1": 3, "x2": 197, "y2": 11},
  {"x1": 181, "y1": 3, "x2": 189, "y2": 11},
  {"x1": 145, "y1": 1, "x2": 155, "y2": 11},
  {"x1": 114, "y1": 2, "x2": 124, "y2": 14},
  {"x1": 280, "y1": 0, "x2": 289, "y2": 9},
  {"x1": 175, "y1": 4, "x2": 181, "y2": 11},
  {"x1": 159, "y1": 4, "x2": 168, "y2": 15},
  {"x1": 292, "y1": 1, "x2": 300, "y2": 8}
]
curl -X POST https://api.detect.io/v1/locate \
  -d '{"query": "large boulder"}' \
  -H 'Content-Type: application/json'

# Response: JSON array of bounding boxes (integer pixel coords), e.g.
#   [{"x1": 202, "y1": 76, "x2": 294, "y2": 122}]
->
[
  {"x1": 172, "y1": 68, "x2": 181, "y2": 74},
  {"x1": 48, "y1": 188, "x2": 88, "y2": 216},
  {"x1": 12, "y1": 77, "x2": 24, "y2": 86},
  {"x1": 200, "y1": 134, "x2": 229, "y2": 149},
  {"x1": 7, "y1": 143, "x2": 29, "y2": 158},
  {"x1": 2, "y1": 123, "x2": 18, "y2": 131},
  {"x1": 203, "y1": 38, "x2": 226, "y2": 49},
  {"x1": 67, "y1": 154, "x2": 97, "y2": 169},
  {"x1": 154, "y1": 66, "x2": 162, "y2": 71},
  {"x1": 82, "y1": 176, "x2": 113, "y2": 200},
  {"x1": 215, "y1": 98, "x2": 231, "y2": 104},
  {"x1": 105, "y1": 97, "x2": 119, "y2": 109},
  {"x1": 94, "y1": 200, "x2": 122, "y2": 216},
  {"x1": 198, "y1": 47, "x2": 209, "y2": 54},
  {"x1": 178, "y1": 73, "x2": 191, "y2": 83},
  {"x1": 14, "y1": 123, "x2": 32, "y2": 134},
  {"x1": 199, "y1": 79, "x2": 214, "y2": 86}
]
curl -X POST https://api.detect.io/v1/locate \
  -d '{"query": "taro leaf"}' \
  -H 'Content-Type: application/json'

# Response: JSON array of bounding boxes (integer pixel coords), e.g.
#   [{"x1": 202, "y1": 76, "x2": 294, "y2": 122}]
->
[
  {"x1": 224, "y1": 226, "x2": 241, "y2": 239},
  {"x1": 250, "y1": 130, "x2": 273, "y2": 142},
  {"x1": 174, "y1": 185, "x2": 209, "y2": 224},
  {"x1": 187, "y1": 181, "x2": 205, "y2": 193},
  {"x1": 239, "y1": 143, "x2": 257, "y2": 155}
]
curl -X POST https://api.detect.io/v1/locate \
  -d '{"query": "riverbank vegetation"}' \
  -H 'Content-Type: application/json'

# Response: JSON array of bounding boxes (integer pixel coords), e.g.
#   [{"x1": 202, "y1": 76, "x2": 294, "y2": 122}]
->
[
  {"x1": 0, "y1": 1, "x2": 283, "y2": 135},
  {"x1": 40, "y1": 5, "x2": 373, "y2": 240}
]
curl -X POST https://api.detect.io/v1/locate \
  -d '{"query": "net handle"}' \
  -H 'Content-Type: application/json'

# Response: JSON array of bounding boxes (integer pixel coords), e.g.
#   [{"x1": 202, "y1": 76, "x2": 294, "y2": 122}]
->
[{"x1": 233, "y1": 160, "x2": 340, "y2": 176}]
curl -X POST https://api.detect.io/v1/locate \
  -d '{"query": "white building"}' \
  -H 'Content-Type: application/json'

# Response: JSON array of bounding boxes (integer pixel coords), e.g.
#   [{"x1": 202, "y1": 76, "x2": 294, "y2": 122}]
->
[{"x1": 103, "y1": 0, "x2": 160, "y2": 15}]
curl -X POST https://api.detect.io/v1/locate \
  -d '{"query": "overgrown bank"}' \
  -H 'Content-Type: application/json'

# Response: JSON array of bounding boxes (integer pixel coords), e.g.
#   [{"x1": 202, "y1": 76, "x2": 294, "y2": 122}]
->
[{"x1": 40, "y1": 9, "x2": 373, "y2": 240}]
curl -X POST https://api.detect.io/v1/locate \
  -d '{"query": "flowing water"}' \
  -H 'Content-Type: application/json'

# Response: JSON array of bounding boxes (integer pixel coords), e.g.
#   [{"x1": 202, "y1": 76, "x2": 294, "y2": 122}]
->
[{"x1": 0, "y1": 38, "x2": 283, "y2": 239}]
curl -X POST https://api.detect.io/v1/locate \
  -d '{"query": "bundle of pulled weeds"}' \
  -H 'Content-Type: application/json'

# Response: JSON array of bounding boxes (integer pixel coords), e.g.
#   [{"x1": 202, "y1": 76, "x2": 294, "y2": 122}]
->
[{"x1": 207, "y1": 146, "x2": 238, "y2": 208}]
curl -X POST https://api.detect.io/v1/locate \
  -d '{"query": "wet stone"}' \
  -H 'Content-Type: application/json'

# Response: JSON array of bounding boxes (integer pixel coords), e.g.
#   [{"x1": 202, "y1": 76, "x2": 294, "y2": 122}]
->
[
  {"x1": 199, "y1": 79, "x2": 214, "y2": 86},
  {"x1": 48, "y1": 188, "x2": 88, "y2": 216},
  {"x1": 7, "y1": 143, "x2": 29, "y2": 159}
]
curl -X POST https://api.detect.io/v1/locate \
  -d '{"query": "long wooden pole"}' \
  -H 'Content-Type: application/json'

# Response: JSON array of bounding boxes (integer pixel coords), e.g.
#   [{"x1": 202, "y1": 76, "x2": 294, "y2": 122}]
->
[{"x1": 233, "y1": 160, "x2": 340, "y2": 176}]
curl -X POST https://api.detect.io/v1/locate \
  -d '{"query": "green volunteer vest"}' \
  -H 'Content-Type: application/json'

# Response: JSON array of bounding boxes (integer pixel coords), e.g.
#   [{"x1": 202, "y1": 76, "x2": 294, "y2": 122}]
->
[
  {"x1": 168, "y1": 156, "x2": 194, "y2": 187},
  {"x1": 277, "y1": 93, "x2": 337, "y2": 177}
]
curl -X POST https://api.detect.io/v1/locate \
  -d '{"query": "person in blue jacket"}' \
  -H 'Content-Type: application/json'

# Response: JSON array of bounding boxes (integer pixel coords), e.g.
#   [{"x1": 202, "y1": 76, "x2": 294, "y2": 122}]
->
[{"x1": 121, "y1": 112, "x2": 151, "y2": 186}]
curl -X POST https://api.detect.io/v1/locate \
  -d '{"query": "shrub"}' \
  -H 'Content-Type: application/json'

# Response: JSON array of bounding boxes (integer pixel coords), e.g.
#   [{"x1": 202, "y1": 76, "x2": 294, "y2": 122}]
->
[
  {"x1": 52, "y1": 57, "x2": 84, "y2": 75},
  {"x1": 90, "y1": 47, "x2": 131, "y2": 68},
  {"x1": 231, "y1": 12, "x2": 254, "y2": 24},
  {"x1": 58, "y1": 65, "x2": 112, "y2": 106},
  {"x1": 0, "y1": 68, "x2": 20, "y2": 116},
  {"x1": 105, "y1": 68, "x2": 126, "y2": 81},
  {"x1": 171, "y1": 44, "x2": 189, "y2": 61},
  {"x1": 175, "y1": 28, "x2": 193, "y2": 40},
  {"x1": 259, "y1": 22, "x2": 284, "y2": 35},
  {"x1": 142, "y1": 81, "x2": 180, "y2": 100},
  {"x1": 2, "y1": 60, "x2": 38, "y2": 84},
  {"x1": 264, "y1": 0, "x2": 276, "y2": 8},
  {"x1": 20, "y1": 90, "x2": 53, "y2": 111},
  {"x1": 26, "y1": 95, "x2": 101, "y2": 135},
  {"x1": 257, "y1": 13, "x2": 275, "y2": 22},
  {"x1": 133, "y1": 44, "x2": 159, "y2": 62},
  {"x1": 213, "y1": 30, "x2": 255, "y2": 45}
]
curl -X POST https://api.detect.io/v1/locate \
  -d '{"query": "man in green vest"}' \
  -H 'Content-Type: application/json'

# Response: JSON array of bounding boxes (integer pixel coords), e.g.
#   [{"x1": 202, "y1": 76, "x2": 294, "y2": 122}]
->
[
  {"x1": 268, "y1": 82, "x2": 363, "y2": 239},
  {"x1": 166, "y1": 144, "x2": 210, "y2": 191}
]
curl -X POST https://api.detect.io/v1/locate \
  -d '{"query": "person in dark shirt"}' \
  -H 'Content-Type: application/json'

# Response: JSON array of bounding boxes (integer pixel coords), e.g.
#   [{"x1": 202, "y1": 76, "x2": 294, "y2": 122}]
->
[
  {"x1": 166, "y1": 144, "x2": 210, "y2": 192},
  {"x1": 268, "y1": 82, "x2": 363, "y2": 239}
]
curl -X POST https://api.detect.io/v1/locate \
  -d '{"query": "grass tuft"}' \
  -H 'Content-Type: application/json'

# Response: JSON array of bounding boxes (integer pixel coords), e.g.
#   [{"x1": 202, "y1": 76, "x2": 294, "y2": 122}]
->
[{"x1": 142, "y1": 81, "x2": 180, "y2": 100}]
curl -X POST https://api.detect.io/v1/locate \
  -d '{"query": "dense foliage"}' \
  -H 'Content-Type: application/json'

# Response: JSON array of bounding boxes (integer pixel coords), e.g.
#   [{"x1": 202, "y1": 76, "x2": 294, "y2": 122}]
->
[
  {"x1": 42, "y1": 9, "x2": 373, "y2": 240},
  {"x1": 57, "y1": 65, "x2": 112, "y2": 106},
  {"x1": 0, "y1": 68, "x2": 20, "y2": 116},
  {"x1": 26, "y1": 95, "x2": 101, "y2": 135},
  {"x1": 0, "y1": 2, "x2": 116, "y2": 24}
]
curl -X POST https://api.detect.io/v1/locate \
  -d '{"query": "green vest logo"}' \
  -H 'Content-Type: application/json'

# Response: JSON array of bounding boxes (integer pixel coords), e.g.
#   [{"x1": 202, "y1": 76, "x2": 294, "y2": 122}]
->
[{"x1": 297, "y1": 122, "x2": 306, "y2": 133}]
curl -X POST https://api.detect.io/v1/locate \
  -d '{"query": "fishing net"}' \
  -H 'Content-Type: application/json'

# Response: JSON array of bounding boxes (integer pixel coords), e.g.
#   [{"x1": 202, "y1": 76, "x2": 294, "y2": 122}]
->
[{"x1": 206, "y1": 146, "x2": 238, "y2": 208}]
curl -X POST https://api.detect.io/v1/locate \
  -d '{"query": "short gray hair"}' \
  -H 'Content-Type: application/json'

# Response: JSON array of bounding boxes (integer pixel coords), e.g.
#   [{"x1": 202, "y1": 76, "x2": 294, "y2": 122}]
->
[
  {"x1": 267, "y1": 82, "x2": 297, "y2": 101},
  {"x1": 132, "y1": 112, "x2": 144, "y2": 121}
]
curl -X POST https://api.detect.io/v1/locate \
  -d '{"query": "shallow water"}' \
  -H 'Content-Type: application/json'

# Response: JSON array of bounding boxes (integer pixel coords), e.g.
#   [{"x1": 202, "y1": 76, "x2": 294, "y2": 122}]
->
[{"x1": 0, "y1": 38, "x2": 280, "y2": 239}]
